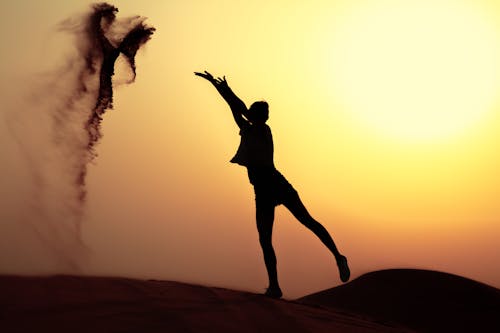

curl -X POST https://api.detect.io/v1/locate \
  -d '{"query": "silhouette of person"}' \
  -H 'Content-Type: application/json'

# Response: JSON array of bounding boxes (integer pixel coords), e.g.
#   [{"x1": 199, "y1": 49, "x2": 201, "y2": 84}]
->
[{"x1": 195, "y1": 71, "x2": 350, "y2": 298}]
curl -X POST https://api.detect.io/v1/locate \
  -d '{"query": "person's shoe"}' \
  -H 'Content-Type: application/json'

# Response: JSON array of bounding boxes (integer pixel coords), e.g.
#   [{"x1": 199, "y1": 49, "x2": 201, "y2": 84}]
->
[
  {"x1": 337, "y1": 255, "x2": 350, "y2": 282},
  {"x1": 264, "y1": 286, "x2": 283, "y2": 299}
]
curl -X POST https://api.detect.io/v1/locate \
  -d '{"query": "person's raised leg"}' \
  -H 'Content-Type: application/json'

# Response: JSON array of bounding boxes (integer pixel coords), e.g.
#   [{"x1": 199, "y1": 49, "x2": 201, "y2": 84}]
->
[
  {"x1": 283, "y1": 193, "x2": 350, "y2": 282},
  {"x1": 256, "y1": 201, "x2": 282, "y2": 298}
]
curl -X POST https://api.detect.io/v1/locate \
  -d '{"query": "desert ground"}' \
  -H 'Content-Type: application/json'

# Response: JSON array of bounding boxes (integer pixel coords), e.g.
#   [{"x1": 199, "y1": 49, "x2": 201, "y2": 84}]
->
[{"x1": 1, "y1": 269, "x2": 498, "y2": 333}]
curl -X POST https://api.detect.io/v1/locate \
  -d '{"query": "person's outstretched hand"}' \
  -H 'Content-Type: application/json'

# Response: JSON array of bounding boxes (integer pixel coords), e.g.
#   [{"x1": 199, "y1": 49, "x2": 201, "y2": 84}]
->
[
  {"x1": 194, "y1": 71, "x2": 216, "y2": 83},
  {"x1": 213, "y1": 76, "x2": 228, "y2": 88},
  {"x1": 195, "y1": 71, "x2": 228, "y2": 88}
]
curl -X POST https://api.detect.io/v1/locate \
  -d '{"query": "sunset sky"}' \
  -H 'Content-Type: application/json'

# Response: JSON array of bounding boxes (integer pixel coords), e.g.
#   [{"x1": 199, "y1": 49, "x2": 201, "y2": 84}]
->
[{"x1": 1, "y1": 0, "x2": 499, "y2": 298}]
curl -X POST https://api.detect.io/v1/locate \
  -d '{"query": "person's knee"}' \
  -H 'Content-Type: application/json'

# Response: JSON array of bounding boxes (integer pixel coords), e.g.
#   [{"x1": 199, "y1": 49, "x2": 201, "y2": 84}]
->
[
  {"x1": 301, "y1": 216, "x2": 322, "y2": 230},
  {"x1": 259, "y1": 234, "x2": 272, "y2": 246},
  {"x1": 258, "y1": 233, "x2": 273, "y2": 249}
]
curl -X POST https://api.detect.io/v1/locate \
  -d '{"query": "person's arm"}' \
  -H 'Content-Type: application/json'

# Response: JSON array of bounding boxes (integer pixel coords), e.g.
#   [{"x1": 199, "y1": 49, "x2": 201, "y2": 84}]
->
[{"x1": 195, "y1": 71, "x2": 249, "y2": 129}]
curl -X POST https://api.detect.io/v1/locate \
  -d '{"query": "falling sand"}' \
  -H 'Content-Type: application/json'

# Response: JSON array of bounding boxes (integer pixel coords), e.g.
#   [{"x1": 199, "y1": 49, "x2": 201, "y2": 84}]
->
[{"x1": 0, "y1": 3, "x2": 154, "y2": 273}]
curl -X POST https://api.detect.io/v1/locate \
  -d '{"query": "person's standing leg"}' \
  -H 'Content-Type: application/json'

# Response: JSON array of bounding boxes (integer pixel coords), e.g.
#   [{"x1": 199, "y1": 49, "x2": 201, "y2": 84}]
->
[
  {"x1": 256, "y1": 200, "x2": 282, "y2": 297},
  {"x1": 283, "y1": 192, "x2": 350, "y2": 282}
]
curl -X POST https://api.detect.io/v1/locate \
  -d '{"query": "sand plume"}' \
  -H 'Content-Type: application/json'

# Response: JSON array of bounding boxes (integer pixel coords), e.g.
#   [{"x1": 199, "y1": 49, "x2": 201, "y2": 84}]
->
[{"x1": 0, "y1": 3, "x2": 154, "y2": 273}]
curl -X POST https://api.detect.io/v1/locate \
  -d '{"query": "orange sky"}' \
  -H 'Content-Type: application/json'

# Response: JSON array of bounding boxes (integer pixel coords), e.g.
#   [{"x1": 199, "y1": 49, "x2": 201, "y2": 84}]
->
[{"x1": 1, "y1": 0, "x2": 499, "y2": 298}]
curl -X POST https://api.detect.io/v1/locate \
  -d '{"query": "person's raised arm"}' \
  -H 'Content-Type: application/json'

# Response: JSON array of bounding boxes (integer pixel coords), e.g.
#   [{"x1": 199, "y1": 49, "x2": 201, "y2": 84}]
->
[{"x1": 195, "y1": 71, "x2": 249, "y2": 129}]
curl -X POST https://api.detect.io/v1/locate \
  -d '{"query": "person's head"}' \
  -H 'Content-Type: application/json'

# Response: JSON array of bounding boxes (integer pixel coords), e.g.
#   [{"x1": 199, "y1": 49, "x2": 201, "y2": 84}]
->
[{"x1": 248, "y1": 101, "x2": 269, "y2": 124}]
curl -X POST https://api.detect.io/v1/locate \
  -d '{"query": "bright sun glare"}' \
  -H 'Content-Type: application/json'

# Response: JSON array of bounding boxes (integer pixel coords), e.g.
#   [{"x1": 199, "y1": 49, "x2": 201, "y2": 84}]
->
[{"x1": 330, "y1": 1, "x2": 499, "y2": 141}]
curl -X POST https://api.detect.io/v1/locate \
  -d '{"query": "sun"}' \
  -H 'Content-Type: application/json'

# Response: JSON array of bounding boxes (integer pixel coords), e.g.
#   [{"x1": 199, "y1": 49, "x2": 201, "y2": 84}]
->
[{"x1": 329, "y1": 0, "x2": 499, "y2": 141}]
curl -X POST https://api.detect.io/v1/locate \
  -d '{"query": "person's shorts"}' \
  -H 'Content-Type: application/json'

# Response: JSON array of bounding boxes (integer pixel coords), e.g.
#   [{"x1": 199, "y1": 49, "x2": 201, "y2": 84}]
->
[{"x1": 247, "y1": 167, "x2": 298, "y2": 207}]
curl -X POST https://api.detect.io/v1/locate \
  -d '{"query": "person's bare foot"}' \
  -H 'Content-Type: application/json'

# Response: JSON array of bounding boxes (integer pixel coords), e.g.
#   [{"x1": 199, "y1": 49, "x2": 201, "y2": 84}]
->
[
  {"x1": 337, "y1": 255, "x2": 350, "y2": 282},
  {"x1": 264, "y1": 286, "x2": 283, "y2": 299}
]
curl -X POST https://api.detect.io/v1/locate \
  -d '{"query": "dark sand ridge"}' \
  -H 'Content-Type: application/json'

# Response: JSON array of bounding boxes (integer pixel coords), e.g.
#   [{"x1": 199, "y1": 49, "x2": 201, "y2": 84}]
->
[
  {"x1": 2, "y1": 269, "x2": 499, "y2": 332},
  {"x1": 299, "y1": 269, "x2": 500, "y2": 333},
  {"x1": 0, "y1": 274, "x2": 409, "y2": 333}
]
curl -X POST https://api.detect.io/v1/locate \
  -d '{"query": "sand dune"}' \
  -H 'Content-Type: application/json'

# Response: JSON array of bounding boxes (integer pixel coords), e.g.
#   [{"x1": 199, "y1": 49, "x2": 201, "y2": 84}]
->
[
  {"x1": 0, "y1": 274, "x2": 412, "y2": 333},
  {"x1": 299, "y1": 269, "x2": 500, "y2": 333},
  {"x1": 2, "y1": 270, "x2": 498, "y2": 332}
]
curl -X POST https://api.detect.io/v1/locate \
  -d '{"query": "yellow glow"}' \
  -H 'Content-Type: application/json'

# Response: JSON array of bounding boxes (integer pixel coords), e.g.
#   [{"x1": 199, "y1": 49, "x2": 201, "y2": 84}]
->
[{"x1": 329, "y1": 0, "x2": 499, "y2": 141}]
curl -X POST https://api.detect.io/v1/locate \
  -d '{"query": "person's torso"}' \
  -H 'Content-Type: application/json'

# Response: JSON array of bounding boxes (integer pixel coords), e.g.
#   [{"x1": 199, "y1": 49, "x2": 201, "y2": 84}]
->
[{"x1": 230, "y1": 124, "x2": 274, "y2": 168}]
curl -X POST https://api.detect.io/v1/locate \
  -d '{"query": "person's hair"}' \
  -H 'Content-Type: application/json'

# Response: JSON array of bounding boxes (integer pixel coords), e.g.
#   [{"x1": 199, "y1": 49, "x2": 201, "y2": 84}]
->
[{"x1": 248, "y1": 101, "x2": 269, "y2": 123}]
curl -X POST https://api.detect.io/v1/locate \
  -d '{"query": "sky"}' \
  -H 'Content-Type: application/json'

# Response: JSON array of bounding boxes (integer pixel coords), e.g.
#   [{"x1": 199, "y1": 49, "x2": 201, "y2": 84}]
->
[{"x1": 0, "y1": 0, "x2": 499, "y2": 298}]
